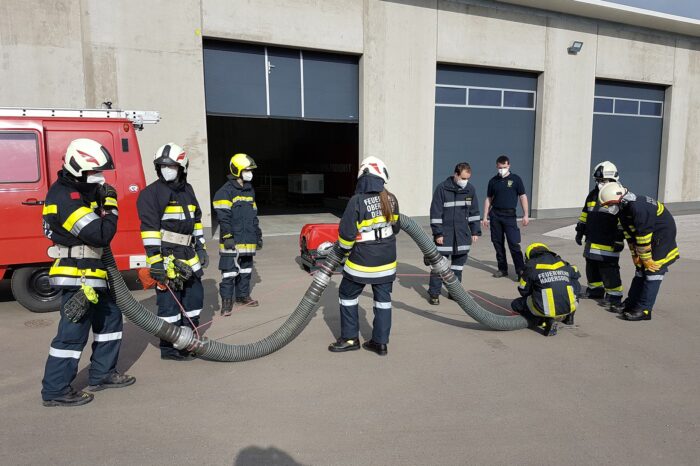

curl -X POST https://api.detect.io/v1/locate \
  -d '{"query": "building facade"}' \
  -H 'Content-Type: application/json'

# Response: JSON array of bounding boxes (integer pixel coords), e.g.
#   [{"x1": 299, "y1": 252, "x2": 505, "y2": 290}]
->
[{"x1": 1, "y1": 0, "x2": 699, "y2": 221}]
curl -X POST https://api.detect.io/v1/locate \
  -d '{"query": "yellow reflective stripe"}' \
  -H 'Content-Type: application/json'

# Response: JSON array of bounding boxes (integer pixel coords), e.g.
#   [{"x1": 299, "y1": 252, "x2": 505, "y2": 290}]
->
[
  {"x1": 586, "y1": 201, "x2": 596, "y2": 207},
  {"x1": 606, "y1": 286, "x2": 624, "y2": 292},
  {"x1": 535, "y1": 261, "x2": 565, "y2": 270},
  {"x1": 623, "y1": 231, "x2": 632, "y2": 239},
  {"x1": 49, "y1": 266, "x2": 107, "y2": 279},
  {"x1": 544, "y1": 288, "x2": 556, "y2": 316},
  {"x1": 163, "y1": 205, "x2": 196, "y2": 213},
  {"x1": 222, "y1": 233, "x2": 232, "y2": 239},
  {"x1": 345, "y1": 260, "x2": 397, "y2": 273},
  {"x1": 90, "y1": 201, "x2": 98, "y2": 209},
  {"x1": 232, "y1": 196, "x2": 254, "y2": 204},
  {"x1": 147, "y1": 254, "x2": 163, "y2": 265},
  {"x1": 638, "y1": 252, "x2": 652, "y2": 259},
  {"x1": 182, "y1": 256, "x2": 200, "y2": 266},
  {"x1": 590, "y1": 243, "x2": 614, "y2": 251},
  {"x1": 589, "y1": 281, "x2": 604, "y2": 287},
  {"x1": 338, "y1": 236, "x2": 355, "y2": 248},
  {"x1": 103, "y1": 197, "x2": 118, "y2": 207},
  {"x1": 518, "y1": 278, "x2": 527, "y2": 287},
  {"x1": 656, "y1": 202, "x2": 665, "y2": 216},
  {"x1": 42, "y1": 204, "x2": 58, "y2": 215},
  {"x1": 140, "y1": 231, "x2": 162, "y2": 239},
  {"x1": 567, "y1": 285, "x2": 576, "y2": 312},
  {"x1": 213, "y1": 199, "x2": 233, "y2": 208},
  {"x1": 578, "y1": 212, "x2": 588, "y2": 221},
  {"x1": 572, "y1": 265, "x2": 578, "y2": 273},
  {"x1": 357, "y1": 216, "x2": 389, "y2": 229},
  {"x1": 62, "y1": 207, "x2": 94, "y2": 232},
  {"x1": 656, "y1": 248, "x2": 679, "y2": 266},
  {"x1": 194, "y1": 222, "x2": 203, "y2": 230},
  {"x1": 636, "y1": 233, "x2": 653, "y2": 244}
]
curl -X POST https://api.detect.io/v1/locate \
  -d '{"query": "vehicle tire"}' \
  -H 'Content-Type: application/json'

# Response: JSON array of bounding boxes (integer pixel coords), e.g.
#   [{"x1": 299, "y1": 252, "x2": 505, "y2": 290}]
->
[{"x1": 10, "y1": 266, "x2": 61, "y2": 313}]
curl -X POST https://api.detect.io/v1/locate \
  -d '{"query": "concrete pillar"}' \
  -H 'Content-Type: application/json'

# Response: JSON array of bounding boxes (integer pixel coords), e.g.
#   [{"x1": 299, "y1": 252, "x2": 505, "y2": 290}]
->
[{"x1": 361, "y1": 0, "x2": 438, "y2": 216}]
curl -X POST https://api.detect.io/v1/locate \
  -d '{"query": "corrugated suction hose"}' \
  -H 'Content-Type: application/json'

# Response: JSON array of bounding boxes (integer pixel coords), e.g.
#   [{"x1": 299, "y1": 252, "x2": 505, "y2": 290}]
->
[{"x1": 104, "y1": 214, "x2": 525, "y2": 362}]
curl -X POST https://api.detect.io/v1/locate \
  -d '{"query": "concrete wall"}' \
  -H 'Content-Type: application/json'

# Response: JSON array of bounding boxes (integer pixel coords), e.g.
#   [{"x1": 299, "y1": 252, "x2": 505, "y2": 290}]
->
[{"x1": 1, "y1": 0, "x2": 699, "y2": 222}]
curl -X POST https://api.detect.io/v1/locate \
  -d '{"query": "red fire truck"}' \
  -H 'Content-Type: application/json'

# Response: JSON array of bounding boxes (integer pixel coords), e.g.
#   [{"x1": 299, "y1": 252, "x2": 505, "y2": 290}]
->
[{"x1": 0, "y1": 107, "x2": 159, "y2": 312}]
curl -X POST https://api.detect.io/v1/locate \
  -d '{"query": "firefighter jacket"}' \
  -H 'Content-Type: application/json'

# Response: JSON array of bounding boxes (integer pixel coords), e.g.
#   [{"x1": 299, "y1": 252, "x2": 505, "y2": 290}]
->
[
  {"x1": 136, "y1": 177, "x2": 206, "y2": 278},
  {"x1": 518, "y1": 250, "x2": 581, "y2": 318},
  {"x1": 619, "y1": 192, "x2": 679, "y2": 269},
  {"x1": 42, "y1": 171, "x2": 119, "y2": 290},
  {"x1": 212, "y1": 176, "x2": 262, "y2": 256},
  {"x1": 337, "y1": 175, "x2": 400, "y2": 285},
  {"x1": 430, "y1": 177, "x2": 481, "y2": 256},
  {"x1": 575, "y1": 188, "x2": 625, "y2": 262}
]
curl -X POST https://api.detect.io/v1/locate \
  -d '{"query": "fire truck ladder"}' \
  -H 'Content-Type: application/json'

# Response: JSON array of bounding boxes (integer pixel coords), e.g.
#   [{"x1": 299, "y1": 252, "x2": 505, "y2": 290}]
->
[{"x1": 0, "y1": 107, "x2": 160, "y2": 130}]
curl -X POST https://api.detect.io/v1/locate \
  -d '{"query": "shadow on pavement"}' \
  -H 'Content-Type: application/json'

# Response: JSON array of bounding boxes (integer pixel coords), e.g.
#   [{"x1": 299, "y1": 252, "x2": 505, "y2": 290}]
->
[{"x1": 233, "y1": 446, "x2": 306, "y2": 466}]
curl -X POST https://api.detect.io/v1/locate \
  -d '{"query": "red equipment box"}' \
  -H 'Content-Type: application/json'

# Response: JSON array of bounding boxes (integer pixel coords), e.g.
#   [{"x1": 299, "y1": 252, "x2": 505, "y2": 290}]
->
[{"x1": 299, "y1": 223, "x2": 341, "y2": 271}]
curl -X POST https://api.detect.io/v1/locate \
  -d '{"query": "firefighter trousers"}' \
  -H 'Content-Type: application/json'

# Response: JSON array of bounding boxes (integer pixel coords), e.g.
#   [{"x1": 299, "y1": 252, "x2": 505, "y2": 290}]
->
[
  {"x1": 41, "y1": 289, "x2": 123, "y2": 401},
  {"x1": 627, "y1": 267, "x2": 666, "y2": 312},
  {"x1": 156, "y1": 276, "x2": 202, "y2": 357},
  {"x1": 585, "y1": 258, "x2": 623, "y2": 303},
  {"x1": 219, "y1": 254, "x2": 254, "y2": 299},
  {"x1": 489, "y1": 212, "x2": 524, "y2": 274},
  {"x1": 428, "y1": 253, "x2": 468, "y2": 296},
  {"x1": 339, "y1": 278, "x2": 393, "y2": 345}
]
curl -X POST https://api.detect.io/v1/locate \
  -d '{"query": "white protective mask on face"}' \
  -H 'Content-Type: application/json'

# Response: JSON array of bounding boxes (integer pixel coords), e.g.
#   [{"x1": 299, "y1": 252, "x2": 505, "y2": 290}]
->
[
  {"x1": 597, "y1": 182, "x2": 606, "y2": 191},
  {"x1": 456, "y1": 178, "x2": 468, "y2": 188},
  {"x1": 86, "y1": 172, "x2": 105, "y2": 185},
  {"x1": 498, "y1": 168, "x2": 510, "y2": 177},
  {"x1": 242, "y1": 171, "x2": 253, "y2": 182},
  {"x1": 161, "y1": 166, "x2": 179, "y2": 182}
]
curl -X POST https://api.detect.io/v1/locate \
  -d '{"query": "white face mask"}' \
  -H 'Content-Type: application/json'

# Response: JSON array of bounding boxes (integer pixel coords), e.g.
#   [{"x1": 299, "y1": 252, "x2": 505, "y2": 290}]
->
[
  {"x1": 86, "y1": 172, "x2": 105, "y2": 185},
  {"x1": 597, "y1": 182, "x2": 607, "y2": 191},
  {"x1": 455, "y1": 178, "x2": 468, "y2": 188},
  {"x1": 161, "y1": 166, "x2": 179, "y2": 182},
  {"x1": 498, "y1": 168, "x2": 509, "y2": 177},
  {"x1": 242, "y1": 171, "x2": 253, "y2": 182}
]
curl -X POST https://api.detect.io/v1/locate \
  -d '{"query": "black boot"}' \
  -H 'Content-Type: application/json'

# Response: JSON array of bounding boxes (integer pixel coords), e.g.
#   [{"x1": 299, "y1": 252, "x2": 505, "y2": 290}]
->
[
  {"x1": 328, "y1": 337, "x2": 360, "y2": 353},
  {"x1": 362, "y1": 339, "x2": 388, "y2": 356},
  {"x1": 428, "y1": 294, "x2": 440, "y2": 305},
  {"x1": 87, "y1": 372, "x2": 136, "y2": 391},
  {"x1": 584, "y1": 287, "x2": 605, "y2": 299},
  {"x1": 236, "y1": 296, "x2": 259, "y2": 307},
  {"x1": 221, "y1": 298, "x2": 234, "y2": 316},
  {"x1": 607, "y1": 298, "x2": 628, "y2": 314},
  {"x1": 540, "y1": 318, "x2": 558, "y2": 336},
  {"x1": 623, "y1": 308, "x2": 652, "y2": 321},
  {"x1": 562, "y1": 313, "x2": 575, "y2": 325},
  {"x1": 43, "y1": 388, "x2": 94, "y2": 407}
]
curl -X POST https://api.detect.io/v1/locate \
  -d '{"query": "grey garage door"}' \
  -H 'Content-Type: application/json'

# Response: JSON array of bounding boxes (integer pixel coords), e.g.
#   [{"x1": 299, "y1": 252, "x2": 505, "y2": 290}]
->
[
  {"x1": 433, "y1": 65, "x2": 537, "y2": 216},
  {"x1": 203, "y1": 40, "x2": 358, "y2": 122},
  {"x1": 591, "y1": 81, "x2": 665, "y2": 198}
]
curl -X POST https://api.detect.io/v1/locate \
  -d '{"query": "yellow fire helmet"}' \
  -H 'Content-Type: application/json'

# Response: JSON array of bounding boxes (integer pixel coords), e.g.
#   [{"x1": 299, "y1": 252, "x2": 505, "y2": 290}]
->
[
  {"x1": 525, "y1": 242, "x2": 550, "y2": 260},
  {"x1": 229, "y1": 153, "x2": 257, "y2": 178}
]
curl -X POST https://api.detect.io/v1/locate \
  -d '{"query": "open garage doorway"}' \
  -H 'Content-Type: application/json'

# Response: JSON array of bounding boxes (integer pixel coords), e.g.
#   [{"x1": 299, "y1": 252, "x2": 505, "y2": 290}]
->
[
  {"x1": 203, "y1": 39, "x2": 360, "y2": 230},
  {"x1": 206, "y1": 115, "x2": 358, "y2": 215}
]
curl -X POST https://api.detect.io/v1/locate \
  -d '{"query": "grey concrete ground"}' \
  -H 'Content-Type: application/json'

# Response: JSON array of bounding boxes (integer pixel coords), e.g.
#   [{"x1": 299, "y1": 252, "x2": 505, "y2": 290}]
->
[{"x1": 1, "y1": 215, "x2": 698, "y2": 466}]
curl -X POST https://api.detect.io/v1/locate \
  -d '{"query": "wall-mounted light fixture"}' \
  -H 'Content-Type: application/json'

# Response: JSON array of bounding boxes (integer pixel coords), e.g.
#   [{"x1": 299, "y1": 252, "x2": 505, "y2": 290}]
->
[{"x1": 568, "y1": 41, "x2": 584, "y2": 55}]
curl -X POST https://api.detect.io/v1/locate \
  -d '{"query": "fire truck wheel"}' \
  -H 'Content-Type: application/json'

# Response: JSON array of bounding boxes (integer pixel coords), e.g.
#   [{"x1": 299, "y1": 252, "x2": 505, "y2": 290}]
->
[{"x1": 10, "y1": 266, "x2": 61, "y2": 313}]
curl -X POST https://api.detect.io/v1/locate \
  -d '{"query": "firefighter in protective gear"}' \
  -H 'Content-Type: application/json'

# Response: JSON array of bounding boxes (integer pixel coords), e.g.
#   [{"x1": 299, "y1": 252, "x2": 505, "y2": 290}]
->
[
  {"x1": 575, "y1": 161, "x2": 624, "y2": 306},
  {"x1": 427, "y1": 162, "x2": 481, "y2": 305},
  {"x1": 511, "y1": 243, "x2": 581, "y2": 336},
  {"x1": 328, "y1": 156, "x2": 400, "y2": 356},
  {"x1": 599, "y1": 182, "x2": 679, "y2": 321},
  {"x1": 212, "y1": 153, "x2": 262, "y2": 316},
  {"x1": 137, "y1": 143, "x2": 208, "y2": 361},
  {"x1": 41, "y1": 138, "x2": 135, "y2": 407}
]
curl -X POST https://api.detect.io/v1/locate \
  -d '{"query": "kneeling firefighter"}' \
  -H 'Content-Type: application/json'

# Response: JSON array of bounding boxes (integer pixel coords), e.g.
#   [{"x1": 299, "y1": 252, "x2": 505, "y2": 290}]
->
[
  {"x1": 575, "y1": 161, "x2": 625, "y2": 307},
  {"x1": 511, "y1": 243, "x2": 581, "y2": 336},
  {"x1": 41, "y1": 138, "x2": 135, "y2": 407},
  {"x1": 329, "y1": 157, "x2": 400, "y2": 356},
  {"x1": 212, "y1": 153, "x2": 263, "y2": 316},
  {"x1": 599, "y1": 183, "x2": 679, "y2": 321},
  {"x1": 137, "y1": 143, "x2": 208, "y2": 361}
]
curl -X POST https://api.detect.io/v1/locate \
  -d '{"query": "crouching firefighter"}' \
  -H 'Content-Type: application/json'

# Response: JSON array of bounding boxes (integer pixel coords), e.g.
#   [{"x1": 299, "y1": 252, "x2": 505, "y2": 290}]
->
[
  {"x1": 40, "y1": 138, "x2": 135, "y2": 407},
  {"x1": 511, "y1": 243, "x2": 581, "y2": 336},
  {"x1": 137, "y1": 143, "x2": 208, "y2": 361},
  {"x1": 599, "y1": 182, "x2": 679, "y2": 321},
  {"x1": 328, "y1": 157, "x2": 400, "y2": 356},
  {"x1": 212, "y1": 153, "x2": 263, "y2": 316},
  {"x1": 427, "y1": 162, "x2": 481, "y2": 305},
  {"x1": 575, "y1": 161, "x2": 625, "y2": 307}
]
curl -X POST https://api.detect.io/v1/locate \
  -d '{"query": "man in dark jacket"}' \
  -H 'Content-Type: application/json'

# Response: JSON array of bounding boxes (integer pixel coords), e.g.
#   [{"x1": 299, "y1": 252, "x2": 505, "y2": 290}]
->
[
  {"x1": 137, "y1": 143, "x2": 208, "y2": 361},
  {"x1": 427, "y1": 162, "x2": 481, "y2": 305},
  {"x1": 511, "y1": 243, "x2": 581, "y2": 336},
  {"x1": 212, "y1": 153, "x2": 263, "y2": 316},
  {"x1": 575, "y1": 161, "x2": 624, "y2": 307},
  {"x1": 599, "y1": 182, "x2": 679, "y2": 321},
  {"x1": 41, "y1": 138, "x2": 135, "y2": 407}
]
